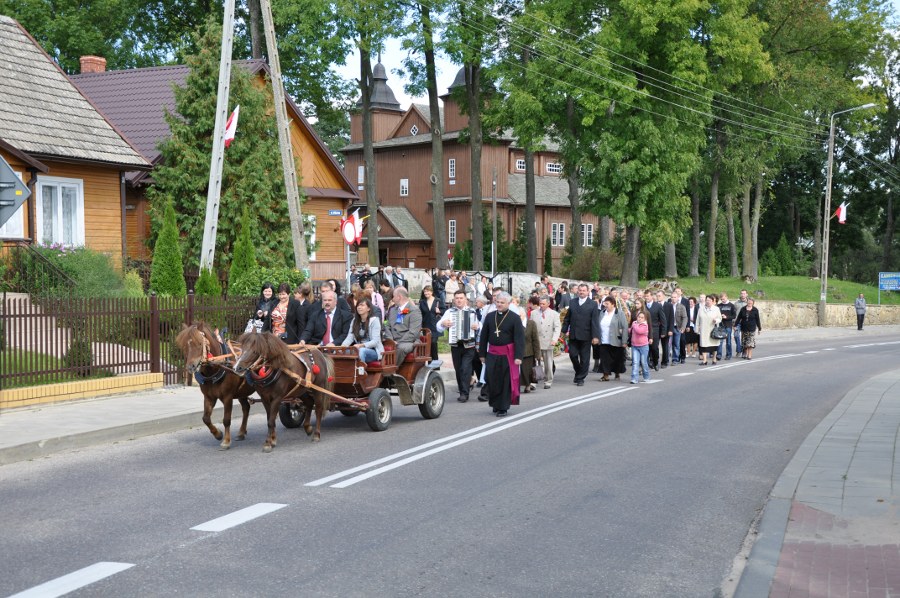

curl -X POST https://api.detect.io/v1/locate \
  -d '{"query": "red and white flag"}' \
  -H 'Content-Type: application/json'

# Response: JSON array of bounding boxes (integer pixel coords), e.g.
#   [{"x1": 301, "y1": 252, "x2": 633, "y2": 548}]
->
[
  {"x1": 834, "y1": 201, "x2": 848, "y2": 224},
  {"x1": 224, "y1": 105, "x2": 240, "y2": 148}
]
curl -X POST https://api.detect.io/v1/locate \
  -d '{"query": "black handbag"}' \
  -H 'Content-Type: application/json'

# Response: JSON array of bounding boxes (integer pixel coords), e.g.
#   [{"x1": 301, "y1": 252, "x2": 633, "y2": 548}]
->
[{"x1": 711, "y1": 323, "x2": 727, "y2": 339}]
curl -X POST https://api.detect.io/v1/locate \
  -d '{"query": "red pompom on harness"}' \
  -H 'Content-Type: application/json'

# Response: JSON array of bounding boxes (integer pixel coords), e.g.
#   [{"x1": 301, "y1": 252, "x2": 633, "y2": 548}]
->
[
  {"x1": 207, "y1": 352, "x2": 213, "y2": 360},
  {"x1": 258, "y1": 366, "x2": 269, "y2": 378}
]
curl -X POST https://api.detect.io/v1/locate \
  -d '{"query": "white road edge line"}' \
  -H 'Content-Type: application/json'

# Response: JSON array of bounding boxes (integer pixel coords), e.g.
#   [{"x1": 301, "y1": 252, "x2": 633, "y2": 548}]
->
[
  {"x1": 330, "y1": 387, "x2": 635, "y2": 489},
  {"x1": 191, "y1": 503, "x2": 287, "y2": 532},
  {"x1": 305, "y1": 388, "x2": 620, "y2": 487},
  {"x1": 804, "y1": 350, "x2": 819, "y2": 354},
  {"x1": 673, "y1": 372, "x2": 695, "y2": 377},
  {"x1": 8, "y1": 562, "x2": 135, "y2": 598}
]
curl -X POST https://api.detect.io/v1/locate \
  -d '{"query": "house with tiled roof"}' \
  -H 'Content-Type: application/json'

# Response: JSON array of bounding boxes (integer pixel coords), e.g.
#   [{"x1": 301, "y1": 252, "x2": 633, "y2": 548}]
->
[
  {"x1": 0, "y1": 15, "x2": 151, "y2": 265},
  {"x1": 71, "y1": 59, "x2": 358, "y2": 279},
  {"x1": 341, "y1": 63, "x2": 605, "y2": 272}
]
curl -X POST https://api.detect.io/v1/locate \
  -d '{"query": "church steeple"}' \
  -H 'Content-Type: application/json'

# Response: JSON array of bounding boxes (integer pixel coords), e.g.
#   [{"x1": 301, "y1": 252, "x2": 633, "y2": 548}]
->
[{"x1": 360, "y1": 60, "x2": 403, "y2": 112}]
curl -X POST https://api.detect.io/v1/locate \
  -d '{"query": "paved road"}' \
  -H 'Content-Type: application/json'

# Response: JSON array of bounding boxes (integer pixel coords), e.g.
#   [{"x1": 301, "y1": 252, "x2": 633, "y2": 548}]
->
[{"x1": 1, "y1": 331, "x2": 898, "y2": 597}]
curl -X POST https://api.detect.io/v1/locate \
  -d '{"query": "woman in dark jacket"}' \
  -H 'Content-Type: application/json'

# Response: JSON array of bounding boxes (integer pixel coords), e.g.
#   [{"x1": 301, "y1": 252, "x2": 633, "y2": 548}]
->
[
  {"x1": 263, "y1": 282, "x2": 303, "y2": 344},
  {"x1": 734, "y1": 298, "x2": 762, "y2": 360},
  {"x1": 419, "y1": 285, "x2": 442, "y2": 362},
  {"x1": 253, "y1": 282, "x2": 276, "y2": 321}
]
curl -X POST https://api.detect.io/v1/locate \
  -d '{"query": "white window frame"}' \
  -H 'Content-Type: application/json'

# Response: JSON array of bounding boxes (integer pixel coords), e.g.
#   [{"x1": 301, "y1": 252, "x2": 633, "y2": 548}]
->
[
  {"x1": 357, "y1": 165, "x2": 364, "y2": 190},
  {"x1": 449, "y1": 219, "x2": 457, "y2": 245},
  {"x1": 305, "y1": 214, "x2": 317, "y2": 261},
  {"x1": 515, "y1": 158, "x2": 526, "y2": 171},
  {"x1": 546, "y1": 162, "x2": 562, "y2": 174},
  {"x1": 0, "y1": 170, "x2": 26, "y2": 239},
  {"x1": 582, "y1": 223, "x2": 594, "y2": 247},
  {"x1": 400, "y1": 178, "x2": 409, "y2": 197},
  {"x1": 34, "y1": 175, "x2": 85, "y2": 247},
  {"x1": 410, "y1": 124, "x2": 419, "y2": 136},
  {"x1": 551, "y1": 222, "x2": 566, "y2": 247},
  {"x1": 448, "y1": 158, "x2": 456, "y2": 180}
]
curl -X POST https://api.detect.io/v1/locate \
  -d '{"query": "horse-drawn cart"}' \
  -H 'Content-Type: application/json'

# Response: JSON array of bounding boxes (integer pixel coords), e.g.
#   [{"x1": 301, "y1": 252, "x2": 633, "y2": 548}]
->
[{"x1": 278, "y1": 330, "x2": 445, "y2": 432}]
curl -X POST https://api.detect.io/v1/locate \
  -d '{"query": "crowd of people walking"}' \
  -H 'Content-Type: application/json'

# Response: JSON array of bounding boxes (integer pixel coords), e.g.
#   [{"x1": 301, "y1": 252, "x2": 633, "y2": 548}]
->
[{"x1": 243, "y1": 266, "x2": 772, "y2": 416}]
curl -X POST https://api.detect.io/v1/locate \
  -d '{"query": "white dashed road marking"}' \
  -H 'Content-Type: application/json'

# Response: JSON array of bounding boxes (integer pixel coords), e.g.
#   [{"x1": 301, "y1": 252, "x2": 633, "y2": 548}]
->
[
  {"x1": 191, "y1": 503, "x2": 287, "y2": 532},
  {"x1": 8, "y1": 562, "x2": 135, "y2": 598}
]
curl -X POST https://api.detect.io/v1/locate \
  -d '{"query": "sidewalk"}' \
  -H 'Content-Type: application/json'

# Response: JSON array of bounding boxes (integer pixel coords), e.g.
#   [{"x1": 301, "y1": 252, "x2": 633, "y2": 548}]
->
[{"x1": 734, "y1": 366, "x2": 900, "y2": 597}]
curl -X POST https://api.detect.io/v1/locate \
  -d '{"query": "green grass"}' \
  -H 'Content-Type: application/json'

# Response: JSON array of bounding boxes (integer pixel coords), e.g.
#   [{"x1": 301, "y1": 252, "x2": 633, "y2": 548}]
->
[
  {"x1": 1, "y1": 348, "x2": 114, "y2": 389},
  {"x1": 623, "y1": 276, "x2": 900, "y2": 305}
]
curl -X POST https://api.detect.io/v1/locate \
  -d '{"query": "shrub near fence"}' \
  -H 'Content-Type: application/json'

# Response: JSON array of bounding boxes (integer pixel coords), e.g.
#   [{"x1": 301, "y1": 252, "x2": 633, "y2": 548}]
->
[{"x1": 1, "y1": 292, "x2": 256, "y2": 388}]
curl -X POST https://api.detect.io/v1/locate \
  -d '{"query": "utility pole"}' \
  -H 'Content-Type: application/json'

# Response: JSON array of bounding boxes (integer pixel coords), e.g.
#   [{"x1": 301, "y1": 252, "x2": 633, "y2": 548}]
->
[
  {"x1": 198, "y1": 0, "x2": 236, "y2": 271},
  {"x1": 260, "y1": 0, "x2": 309, "y2": 273}
]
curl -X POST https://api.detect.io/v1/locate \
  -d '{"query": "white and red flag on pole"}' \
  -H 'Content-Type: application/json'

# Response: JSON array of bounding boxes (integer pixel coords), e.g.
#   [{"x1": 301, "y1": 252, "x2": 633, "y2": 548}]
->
[
  {"x1": 224, "y1": 105, "x2": 240, "y2": 148},
  {"x1": 834, "y1": 201, "x2": 849, "y2": 224}
]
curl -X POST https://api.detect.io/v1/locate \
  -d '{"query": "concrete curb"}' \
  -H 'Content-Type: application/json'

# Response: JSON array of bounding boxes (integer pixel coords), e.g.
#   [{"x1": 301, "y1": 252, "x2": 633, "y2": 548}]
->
[
  {"x1": 732, "y1": 369, "x2": 897, "y2": 597},
  {"x1": 0, "y1": 408, "x2": 224, "y2": 466}
]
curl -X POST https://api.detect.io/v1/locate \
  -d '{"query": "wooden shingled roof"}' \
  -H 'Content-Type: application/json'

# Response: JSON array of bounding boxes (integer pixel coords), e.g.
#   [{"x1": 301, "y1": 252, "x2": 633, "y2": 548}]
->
[{"x1": 0, "y1": 15, "x2": 149, "y2": 169}]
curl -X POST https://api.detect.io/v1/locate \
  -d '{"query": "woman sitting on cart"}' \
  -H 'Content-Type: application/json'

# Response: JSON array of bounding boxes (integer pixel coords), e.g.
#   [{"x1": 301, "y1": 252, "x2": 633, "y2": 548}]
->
[{"x1": 341, "y1": 298, "x2": 384, "y2": 363}]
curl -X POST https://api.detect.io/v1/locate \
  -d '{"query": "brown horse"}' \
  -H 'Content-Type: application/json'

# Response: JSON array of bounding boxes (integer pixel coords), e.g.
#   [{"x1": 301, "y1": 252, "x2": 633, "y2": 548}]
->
[
  {"x1": 232, "y1": 332, "x2": 335, "y2": 453},
  {"x1": 175, "y1": 322, "x2": 254, "y2": 450}
]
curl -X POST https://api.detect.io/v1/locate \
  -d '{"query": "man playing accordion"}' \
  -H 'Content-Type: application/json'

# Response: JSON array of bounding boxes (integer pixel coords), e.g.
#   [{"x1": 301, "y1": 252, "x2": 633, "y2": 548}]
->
[{"x1": 438, "y1": 289, "x2": 480, "y2": 402}]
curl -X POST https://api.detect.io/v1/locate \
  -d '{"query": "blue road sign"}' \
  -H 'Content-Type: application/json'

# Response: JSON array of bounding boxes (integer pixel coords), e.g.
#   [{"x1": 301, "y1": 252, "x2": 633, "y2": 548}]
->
[
  {"x1": 879, "y1": 272, "x2": 900, "y2": 291},
  {"x1": 328, "y1": 209, "x2": 343, "y2": 216}
]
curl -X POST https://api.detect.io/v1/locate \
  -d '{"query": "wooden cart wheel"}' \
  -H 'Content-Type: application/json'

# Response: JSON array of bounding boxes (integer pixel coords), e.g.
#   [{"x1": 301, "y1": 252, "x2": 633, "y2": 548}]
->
[{"x1": 366, "y1": 388, "x2": 392, "y2": 431}]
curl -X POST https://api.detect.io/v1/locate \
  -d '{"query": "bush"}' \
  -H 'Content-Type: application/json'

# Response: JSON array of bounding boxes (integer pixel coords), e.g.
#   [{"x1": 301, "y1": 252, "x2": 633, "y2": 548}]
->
[
  {"x1": 194, "y1": 267, "x2": 223, "y2": 297},
  {"x1": 63, "y1": 324, "x2": 93, "y2": 377},
  {"x1": 228, "y1": 208, "x2": 257, "y2": 290},
  {"x1": 562, "y1": 248, "x2": 622, "y2": 281},
  {"x1": 23, "y1": 244, "x2": 125, "y2": 298},
  {"x1": 122, "y1": 269, "x2": 145, "y2": 298},
  {"x1": 149, "y1": 199, "x2": 187, "y2": 297},
  {"x1": 227, "y1": 266, "x2": 307, "y2": 298}
]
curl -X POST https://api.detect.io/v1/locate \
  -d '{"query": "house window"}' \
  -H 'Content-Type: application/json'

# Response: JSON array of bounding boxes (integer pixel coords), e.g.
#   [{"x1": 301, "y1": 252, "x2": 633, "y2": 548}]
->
[
  {"x1": 357, "y1": 165, "x2": 364, "y2": 190},
  {"x1": 410, "y1": 124, "x2": 419, "y2": 136},
  {"x1": 546, "y1": 162, "x2": 562, "y2": 174},
  {"x1": 35, "y1": 176, "x2": 84, "y2": 246},
  {"x1": 582, "y1": 223, "x2": 594, "y2": 247},
  {"x1": 449, "y1": 220, "x2": 457, "y2": 245},
  {"x1": 551, "y1": 222, "x2": 565, "y2": 247},
  {"x1": 448, "y1": 158, "x2": 456, "y2": 180},
  {"x1": 400, "y1": 178, "x2": 409, "y2": 197},
  {"x1": 0, "y1": 170, "x2": 26, "y2": 239},
  {"x1": 516, "y1": 158, "x2": 526, "y2": 171},
  {"x1": 304, "y1": 214, "x2": 317, "y2": 261}
]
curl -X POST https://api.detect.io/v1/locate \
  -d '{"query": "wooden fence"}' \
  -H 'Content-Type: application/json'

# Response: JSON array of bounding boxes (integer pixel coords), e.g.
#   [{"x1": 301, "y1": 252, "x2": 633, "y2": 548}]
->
[{"x1": 1, "y1": 292, "x2": 256, "y2": 388}]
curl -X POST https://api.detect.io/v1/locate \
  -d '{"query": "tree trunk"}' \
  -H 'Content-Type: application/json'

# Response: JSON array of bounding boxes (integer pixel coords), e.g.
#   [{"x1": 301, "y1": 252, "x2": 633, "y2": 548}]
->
[
  {"x1": 664, "y1": 242, "x2": 678, "y2": 278},
  {"x1": 620, "y1": 224, "x2": 640, "y2": 287},
  {"x1": 689, "y1": 177, "x2": 700, "y2": 277},
  {"x1": 248, "y1": 0, "x2": 262, "y2": 59},
  {"x1": 466, "y1": 64, "x2": 484, "y2": 270},
  {"x1": 360, "y1": 48, "x2": 379, "y2": 265},
  {"x1": 726, "y1": 194, "x2": 738, "y2": 277},
  {"x1": 421, "y1": 3, "x2": 446, "y2": 268},
  {"x1": 740, "y1": 184, "x2": 752, "y2": 278},
  {"x1": 525, "y1": 148, "x2": 537, "y2": 273},
  {"x1": 707, "y1": 165, "x2": 720, "y2": 282},
  {"x1": 750, "y1": 177, "x2": 763, "y2": 280},
  {"x1": 883, "y1": 190, "x2": 896, "y2": 271},
  {"x1": 566, "y1": 95, "x2": 582, "y2": 259},
  {"x1": 599, "y1": 216, "x2": 610, "y2": 249}
]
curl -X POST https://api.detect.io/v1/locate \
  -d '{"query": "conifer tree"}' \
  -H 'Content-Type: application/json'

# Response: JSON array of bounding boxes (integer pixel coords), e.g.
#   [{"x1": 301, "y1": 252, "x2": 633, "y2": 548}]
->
[
  {"x1": 228, "y1": 208, "x2": 257, "y2": 292},
  {"x1": 149, "y1": 199, "x2": 187, "y2": 297},
  {"x1": 147, "y1": 15, "x2": 294, "y2": 271}
]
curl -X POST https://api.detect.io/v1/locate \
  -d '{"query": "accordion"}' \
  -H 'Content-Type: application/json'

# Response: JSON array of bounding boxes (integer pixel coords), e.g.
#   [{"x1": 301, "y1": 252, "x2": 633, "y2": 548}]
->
[{"x1": 448, "y1": 308, "x2": 476, "y2": 345}]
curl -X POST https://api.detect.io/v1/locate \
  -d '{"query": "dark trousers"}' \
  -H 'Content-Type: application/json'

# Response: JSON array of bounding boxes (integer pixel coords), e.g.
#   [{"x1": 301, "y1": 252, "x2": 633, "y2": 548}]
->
[
  {"x1": 450, "y1": 343, "x2": 477, "y2": 398},
  {"x1": 857, "y1": 313, "x2": 865, "y2": 330},
  {"x1": 660, "y1": 336, "x2": 670, "y2": 365},
  {"x1": 648, "y1": 336, "x2": 660, "y2": 367},
  {"x1": 569, "y1": 338, "x2": 592, "y2": 382}
]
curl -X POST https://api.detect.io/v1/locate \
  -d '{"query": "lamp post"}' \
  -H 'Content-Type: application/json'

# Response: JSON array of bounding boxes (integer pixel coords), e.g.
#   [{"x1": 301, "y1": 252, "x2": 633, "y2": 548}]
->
[{"x1": 818, "y1": 103, "x2": 876, "y2": 327}]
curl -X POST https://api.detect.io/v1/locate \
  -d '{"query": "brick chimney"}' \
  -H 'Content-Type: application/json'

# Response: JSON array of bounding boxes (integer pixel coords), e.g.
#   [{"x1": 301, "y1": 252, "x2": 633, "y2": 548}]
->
[{"x1": 79, "y1": 55, "x2": 107, "y2": 74}]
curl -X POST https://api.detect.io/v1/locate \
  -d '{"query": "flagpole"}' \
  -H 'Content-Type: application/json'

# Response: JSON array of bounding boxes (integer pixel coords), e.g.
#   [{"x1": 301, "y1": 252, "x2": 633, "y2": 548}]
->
[{"x1": 818, "y1": 103, "x2": 875, "y2": 327}]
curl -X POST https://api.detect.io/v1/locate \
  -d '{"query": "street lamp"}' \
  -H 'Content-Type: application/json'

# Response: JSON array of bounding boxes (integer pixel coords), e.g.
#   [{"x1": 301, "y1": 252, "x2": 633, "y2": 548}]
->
[{"x1": 818, "y1": 103, "x2": 876, "y2": 327}]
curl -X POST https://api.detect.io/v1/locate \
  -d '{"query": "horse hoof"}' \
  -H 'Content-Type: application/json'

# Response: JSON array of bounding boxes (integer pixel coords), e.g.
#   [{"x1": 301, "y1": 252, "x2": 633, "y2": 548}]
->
[
  {"x1": 213, "y1": 430, "x2": 223, "y2": 441},
  {"x1": 236, "y1": 434, "x2": 246, "y2": 441},
  {"x1": 262, "y1": 445, "x2": 273, "y2": 453},
  {"x1": 304, "y1": 428, "x2": 313, "y2": 437},
  {"x1": 312, "y1": 435, "x2": 320, "y2": 443},
  {"x1": 218, "y1": 443, "x2": 231, "y2": 451}
]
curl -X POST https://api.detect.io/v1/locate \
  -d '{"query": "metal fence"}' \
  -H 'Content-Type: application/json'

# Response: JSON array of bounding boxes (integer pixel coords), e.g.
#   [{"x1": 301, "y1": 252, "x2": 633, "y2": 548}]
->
[{"x1": 1, "y1": 292, "x2": 256, "y2": 388}]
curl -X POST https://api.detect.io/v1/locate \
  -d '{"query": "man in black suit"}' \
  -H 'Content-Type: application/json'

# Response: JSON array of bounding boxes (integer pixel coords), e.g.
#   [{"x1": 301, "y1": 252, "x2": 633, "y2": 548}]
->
[
  {"x1": 300, "y1": 290, "x2": 350, "y2": 346},
  {"x1": 562, "y1": 283, "x2": 600, "y2": 386},
  {"x1": 643, "y1": 290, "x2": 667, "y2": 371},
  {"x1": 658, "y1": 290, "x2": 675, "y2": 367}
]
